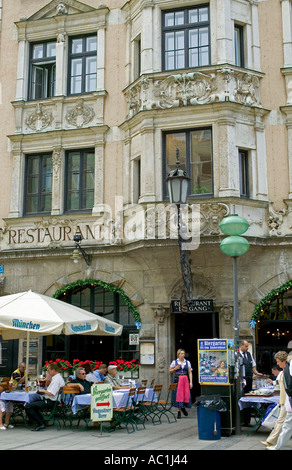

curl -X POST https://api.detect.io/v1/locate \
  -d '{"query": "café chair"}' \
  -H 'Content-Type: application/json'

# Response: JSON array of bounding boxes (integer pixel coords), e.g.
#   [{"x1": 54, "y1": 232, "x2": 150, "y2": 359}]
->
[
  {"x1": 40, "y1": 387, "x2": 64, "y2": 431},
  {"x1": 106, "y1": 387, "x2": 138, "y2": 434},
  {"x1": 156, "y1": 383, "x2": 177, "y2": 423},
  {"x1": 140, "y1": 384, "x2": 163, "y2": 425},
  {"x1": 60, "y1": 385, "x2": 80, "y2": 429}
]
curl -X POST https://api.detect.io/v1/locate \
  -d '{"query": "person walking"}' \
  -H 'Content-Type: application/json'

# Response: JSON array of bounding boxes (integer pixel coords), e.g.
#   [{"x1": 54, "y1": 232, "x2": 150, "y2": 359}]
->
[
  {"x1": 268, "y1": 354, "x2": 292, "y2": 450},
  {"x1": 261, "y1": 351, "x2": 288, "y2": 447},
  {"x1": 169, "y1": 349, "x2": 193, "y2": 419}
]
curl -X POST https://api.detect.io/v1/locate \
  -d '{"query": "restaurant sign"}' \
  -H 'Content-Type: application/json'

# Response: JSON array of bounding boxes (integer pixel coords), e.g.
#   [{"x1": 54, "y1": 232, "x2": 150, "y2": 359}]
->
[
  {"x1": 171, "y1": 299, "x2": 214, "y2": 314},
  {"x1": 91, "y1": 383, "x2": 113, "y2": 422}
]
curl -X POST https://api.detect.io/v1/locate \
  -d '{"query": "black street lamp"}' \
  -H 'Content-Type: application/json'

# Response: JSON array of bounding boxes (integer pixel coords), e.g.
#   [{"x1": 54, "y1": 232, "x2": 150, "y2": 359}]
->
[
  {"x1": 71, "y1": 234, "x2": 92, "y2": 266},
  {"x1": 166, "y1": 150, "x2": 193, "y2": 300}
]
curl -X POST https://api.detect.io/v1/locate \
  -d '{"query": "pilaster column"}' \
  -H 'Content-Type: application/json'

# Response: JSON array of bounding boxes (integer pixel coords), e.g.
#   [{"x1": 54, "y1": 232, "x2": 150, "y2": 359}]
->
[
  {"x1": 92, "y1": 139, "x2": 104, "y2": 213},
  {"x1": 15, "y1": 39, "x2": 29, "y2": 101},
  {"x1": 139, "y1": 119, "x2": 155, "y2": 203},
  {"x1": 216, "y1": 0, "x2": 233, "y2": 64},
  {"x1": 152, "y1": 304, "x2": 171, "y2": 390},
  {"x1": 217, "y1": 114, "x2": 239, "y2": 197},
  {"x1": 141, "y1": 4, "x2": 153, "y2": 73},
  {"x1": 51, "y1": 148, "x2": 63, "y2": 215},
  {"x1": 55, "y1": 33, "x2": 67, "y2": 96}
]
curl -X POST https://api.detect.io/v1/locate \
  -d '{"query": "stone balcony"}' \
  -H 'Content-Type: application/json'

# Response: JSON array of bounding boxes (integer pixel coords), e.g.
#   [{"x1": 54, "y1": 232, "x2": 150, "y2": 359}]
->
[
  {"x1": 11, "y1": 91, "x2": 107, "y2": 135},
  {"x1": 124, "y1": 65, "x2": 264, "y2": 119}
]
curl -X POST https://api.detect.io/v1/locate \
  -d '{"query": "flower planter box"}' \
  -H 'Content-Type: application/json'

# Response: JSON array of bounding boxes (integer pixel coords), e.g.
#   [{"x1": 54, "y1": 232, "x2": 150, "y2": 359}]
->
[{"x1": 122, "y1": 370, "x2": 139, "y2": 379}]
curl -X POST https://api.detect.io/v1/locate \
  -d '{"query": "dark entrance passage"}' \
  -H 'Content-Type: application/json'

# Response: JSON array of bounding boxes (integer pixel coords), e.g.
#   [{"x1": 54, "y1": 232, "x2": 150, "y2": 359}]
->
[{"x1": 175, "y1": 311, "x2": 219, "y2": 401}]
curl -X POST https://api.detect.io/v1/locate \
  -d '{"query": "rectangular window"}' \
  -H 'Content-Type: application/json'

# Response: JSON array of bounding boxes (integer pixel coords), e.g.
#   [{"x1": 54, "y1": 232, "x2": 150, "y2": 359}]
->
[
  {"x1": 29, "y1": 41, "x2": 56, "y2": 100},
  {"x1": 68, "y1": 35, "x2": 97, "y2": 95},
  {"x1": 162, "y1": 5, "x2": 210, "y2": 71},
  {"x1": 239, "y1": 149, "x2": 249, "y2": 197},
  {"x1": 234, "y1": 24, "x2": 244, "y2": 67},
  {"x1": 65, "y1": 149, "x2": 95, "y2": 212},
  {"x1": 24, "y1": 153, "x2": 52, "y2": 215},
  {"x1": 163, "y1": 128, "x2": 213, "y2": 199}
]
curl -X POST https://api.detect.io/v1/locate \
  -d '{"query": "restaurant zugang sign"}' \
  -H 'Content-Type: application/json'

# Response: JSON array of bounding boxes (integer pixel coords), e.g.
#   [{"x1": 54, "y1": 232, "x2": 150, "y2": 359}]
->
[{"x1": 171, "y1": 299, "x2": 214, "y2": 314}]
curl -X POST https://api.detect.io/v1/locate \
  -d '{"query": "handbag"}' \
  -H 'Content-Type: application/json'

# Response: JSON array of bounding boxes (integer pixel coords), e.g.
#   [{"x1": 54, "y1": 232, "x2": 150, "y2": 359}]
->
[{"x1": 261, "y1": 403, "x2": 280, "y2": 430}]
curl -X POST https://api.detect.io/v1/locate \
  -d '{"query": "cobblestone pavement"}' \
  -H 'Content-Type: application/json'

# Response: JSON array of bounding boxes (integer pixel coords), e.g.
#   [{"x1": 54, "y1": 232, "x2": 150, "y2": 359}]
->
[{"x1": 0, "y1": 407, "x2": 290, "y2": 454}]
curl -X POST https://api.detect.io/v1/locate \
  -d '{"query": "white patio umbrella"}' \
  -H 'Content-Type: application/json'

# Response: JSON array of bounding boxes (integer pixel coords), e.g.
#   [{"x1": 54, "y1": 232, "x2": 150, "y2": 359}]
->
[{"x1": 0, "y1": 290, "x2": 123, "y2": 382}]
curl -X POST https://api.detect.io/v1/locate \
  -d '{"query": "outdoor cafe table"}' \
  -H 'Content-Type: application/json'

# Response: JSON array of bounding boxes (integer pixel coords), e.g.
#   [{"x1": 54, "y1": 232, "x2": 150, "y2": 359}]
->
[
  {"x1": 238, "y1": 391, "x2": 280, "y2": 434},
  {"x1": 0, "y1": 390, "x2": 42, "y2": 427},
  {"x1": 72, "y1": 387, "x2": 157, "y2": 414},
  {"x1": 0, "y1": 390, "x2": 42, "y2": 404}
]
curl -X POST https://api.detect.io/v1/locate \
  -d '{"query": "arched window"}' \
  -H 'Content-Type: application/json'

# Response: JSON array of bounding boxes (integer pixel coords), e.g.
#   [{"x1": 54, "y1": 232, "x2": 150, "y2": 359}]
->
[
  {"x1": 252, "y1": 283, "x2": 292, "y2": 374},
  {"x1": 44, "y1": 282, "x2": 140, "y2": 364}
]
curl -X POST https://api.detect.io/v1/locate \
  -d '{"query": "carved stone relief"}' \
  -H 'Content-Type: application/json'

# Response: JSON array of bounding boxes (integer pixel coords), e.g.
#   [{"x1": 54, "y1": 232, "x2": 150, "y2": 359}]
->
[
  {"x1": 125, "y1": 67, "x2": 262, "y2": 118},
  {"x1": 65, "y1": 99, "x2": 95, "y2": 128},
  {"x1": 25, "y1": 103, "x2": 54, "y2": 131},
  {"x1": 154, "y1": 304, "x2": 169, "y2": 325}
]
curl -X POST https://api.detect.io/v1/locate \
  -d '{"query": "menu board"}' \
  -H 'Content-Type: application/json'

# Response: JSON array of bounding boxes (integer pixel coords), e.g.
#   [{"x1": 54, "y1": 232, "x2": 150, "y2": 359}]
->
[
  {"x1": 91, "y1": 383, "x2": 113, "y2": 422},
  {"x1": 198, "y1": 339, "x2": 230, "y2": 385}
]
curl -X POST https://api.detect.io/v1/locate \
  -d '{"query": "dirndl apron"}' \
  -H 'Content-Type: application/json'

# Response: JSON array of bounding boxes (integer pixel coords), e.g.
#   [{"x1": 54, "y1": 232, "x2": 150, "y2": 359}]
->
[{"x1": 172, "y1": 359, "x2": 192, "y2": 408}]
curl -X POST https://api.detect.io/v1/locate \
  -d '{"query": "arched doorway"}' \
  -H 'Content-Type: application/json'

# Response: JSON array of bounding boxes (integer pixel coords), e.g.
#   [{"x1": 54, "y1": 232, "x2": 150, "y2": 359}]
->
[
  {"x1": 43, "y1": 280, "x2": 141, "y2": 364},
  {"x1": 252, "y1": 281, "x2": 292, "y2": 374}
]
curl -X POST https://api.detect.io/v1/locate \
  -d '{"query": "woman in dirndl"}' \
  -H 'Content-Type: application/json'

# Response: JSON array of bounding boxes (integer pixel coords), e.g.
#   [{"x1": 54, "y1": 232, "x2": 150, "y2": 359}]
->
[{"x1": 169, "y1": 349, "x2": 193, "y2": 419}]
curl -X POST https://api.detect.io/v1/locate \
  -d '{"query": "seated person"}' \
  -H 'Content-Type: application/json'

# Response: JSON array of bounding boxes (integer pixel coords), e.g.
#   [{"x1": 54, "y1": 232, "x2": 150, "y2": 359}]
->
[
  {"x1": 71, "y1": 367, "x2": 93, "y2": 394},
  {"x1": 84, "y1": 363, "x2": 98, "y2": 383},
  {"x1": 11, "y1": 362, "x2": 26, "y2": 386},
  {"x1": 25, "y1": 362, "x2": 65, "y2": 431},
  {"x1": 268, "y1": 364, "x2": 282, "y2": 385},
  {"x1": 104, "y1": 365, "x2": 130, "y2": 390},
  {"x1": 93, "y1": 363, "x2": 107, "y2": 382},
  {"x1": 0, "y1": 386, "x2": 13, "y2": 430}
]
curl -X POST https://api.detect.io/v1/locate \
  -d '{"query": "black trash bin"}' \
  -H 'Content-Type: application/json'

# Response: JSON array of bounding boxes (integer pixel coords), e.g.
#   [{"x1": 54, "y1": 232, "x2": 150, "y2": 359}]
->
[{"x1": 195, "y1": 395, "x2": 227, "y2": 440}]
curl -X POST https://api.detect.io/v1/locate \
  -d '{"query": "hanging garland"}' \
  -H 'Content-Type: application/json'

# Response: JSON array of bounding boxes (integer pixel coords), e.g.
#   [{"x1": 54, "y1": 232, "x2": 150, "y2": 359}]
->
[
  {"x1": 250, "y1": 280, "x2": 292, "y2": 328},
  {"x1": 53, "y1": 279, "x2": 141, "y2": 325}
]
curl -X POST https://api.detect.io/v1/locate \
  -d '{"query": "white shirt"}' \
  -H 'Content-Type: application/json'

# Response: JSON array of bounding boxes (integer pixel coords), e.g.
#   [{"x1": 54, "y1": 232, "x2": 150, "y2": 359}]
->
[
  {"x1": 170, "y1": 359, "x2": 192, "y2": 370},
  {"x1": 86, "y1": 372, "x2": 98, "y2": 383},
  {"x1": 47, "y1": 373, "x2": 65, "y2": 401},
  {"x1": 240, "y1": 350, "x2": 256, "y2": 377}
]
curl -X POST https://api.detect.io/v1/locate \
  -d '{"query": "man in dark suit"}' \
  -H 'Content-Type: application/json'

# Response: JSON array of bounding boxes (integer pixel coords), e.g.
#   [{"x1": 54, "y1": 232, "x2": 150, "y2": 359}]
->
[{"x1": 239, "y1": 340, "x2": 262, "y2": 426}]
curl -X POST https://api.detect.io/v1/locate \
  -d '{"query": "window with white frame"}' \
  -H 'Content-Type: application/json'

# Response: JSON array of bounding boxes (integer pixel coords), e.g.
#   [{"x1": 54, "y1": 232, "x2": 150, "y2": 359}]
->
[
  {"x1": 234, "y1": 24, "x2": 244, "y2": 67},
  {"x1": 162, "y1": 5, "x2": 210, "y2": 71},
  {"x1": 239, "y1": 149, "x2": 249, "y2": 197},
  {"x1": 29, "y1": 41, "x2": 56, "y2": 100},
  {"x1": 68, "y1": 35, "x2": 97, "y2": 95},
  {"x1": 24, "y1": 153, "x2": 52, "y2": 215},
  {"x1": 163, "y1": 128, "x2": 213, "y2": 199},
  {"x1": 65, "y1": 149, "x2": 95, "y2": 212}
]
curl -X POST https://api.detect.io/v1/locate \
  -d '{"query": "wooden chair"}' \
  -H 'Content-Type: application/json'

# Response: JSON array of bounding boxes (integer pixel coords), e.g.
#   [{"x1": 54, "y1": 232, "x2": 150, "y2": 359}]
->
[
  {"x1": 141, "y1": 384, "x2": 163, "y2": 425},
  {"x1": 140, "y1": 379, "x2": 147, "y2": 387},
  {"x1": 40, "y1": 387, "x2": 64, "y2": 431},
  {"x1": 1, "y1": 377, "x2": 10, "y2": 383},
  {"x1": 0, "y1": 382, "x2": 9, "y2": 391},
  {"x1": 149, "y1": 379, "x2": 155, "y2": 388},
  {"x1": 106, "y1": 387, "x2": 138, "y2": 434},
  {"x1": 60, "y1": 385, "x2": 80, "y2": 429},
  {"x1": 132, "y1": 386, "x2": 147, "y2": 427},
  {"x1": 156, "y1": 383, "x2": 177, "y2": 423}
]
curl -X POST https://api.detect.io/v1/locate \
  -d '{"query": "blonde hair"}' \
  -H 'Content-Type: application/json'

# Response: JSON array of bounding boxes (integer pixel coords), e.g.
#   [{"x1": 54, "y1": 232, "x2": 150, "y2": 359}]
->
[
  {"x1": 274, "y1": 351, "x2": 288, "y2": 362},
  {"x1": 177, "y1": 349, "x2": 185, "y2": 357}
]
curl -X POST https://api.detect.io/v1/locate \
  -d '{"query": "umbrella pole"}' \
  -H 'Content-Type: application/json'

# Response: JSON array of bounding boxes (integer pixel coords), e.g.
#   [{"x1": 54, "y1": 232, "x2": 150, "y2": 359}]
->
[{"x1": 26, "y1": 331, "x2": 30, "y2": 386}]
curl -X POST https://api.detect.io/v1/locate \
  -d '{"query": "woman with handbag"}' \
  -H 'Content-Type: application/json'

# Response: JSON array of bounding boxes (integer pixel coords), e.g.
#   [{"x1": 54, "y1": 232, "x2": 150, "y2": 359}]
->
[
  {"x1": 169, "y1": 349, "x2": 193, "y2": 419},
  {"x1": 261, "y1": 350, "x2": 288, "y2": 447}
]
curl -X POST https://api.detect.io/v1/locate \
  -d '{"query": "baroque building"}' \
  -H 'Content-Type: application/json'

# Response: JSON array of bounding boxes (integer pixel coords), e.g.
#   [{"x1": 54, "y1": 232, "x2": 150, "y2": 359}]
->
[{"x1": 0, "y1": 0, "x2": 292, "y2": 397}]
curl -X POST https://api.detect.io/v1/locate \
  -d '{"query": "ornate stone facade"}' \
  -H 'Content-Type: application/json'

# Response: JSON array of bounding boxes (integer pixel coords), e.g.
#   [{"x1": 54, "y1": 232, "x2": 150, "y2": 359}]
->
[{"x1": 0, "y1": 0, "x2": 292, "y2": 389}]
